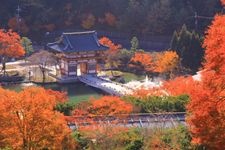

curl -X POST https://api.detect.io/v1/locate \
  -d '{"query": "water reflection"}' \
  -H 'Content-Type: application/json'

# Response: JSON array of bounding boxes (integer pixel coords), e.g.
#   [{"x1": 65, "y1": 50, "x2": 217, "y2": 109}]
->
[{"x1": 3, "y1": 82, "x2": 105, "y2": 103}]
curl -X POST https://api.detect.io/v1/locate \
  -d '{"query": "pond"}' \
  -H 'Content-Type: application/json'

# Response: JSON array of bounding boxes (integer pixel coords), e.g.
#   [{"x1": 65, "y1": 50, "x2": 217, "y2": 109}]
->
[{"x1": 3, "y1": 82, "x2": 105, "y2": 104}]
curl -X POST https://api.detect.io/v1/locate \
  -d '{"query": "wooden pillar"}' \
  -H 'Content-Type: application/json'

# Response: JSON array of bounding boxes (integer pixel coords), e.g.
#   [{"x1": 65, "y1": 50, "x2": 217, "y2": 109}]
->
[
  {"x1": 60, "y1": 59, "x2": 68, "y2": 76},
  {"x1": 87, "y1": 59, "x2": 97, "y2": 74}
]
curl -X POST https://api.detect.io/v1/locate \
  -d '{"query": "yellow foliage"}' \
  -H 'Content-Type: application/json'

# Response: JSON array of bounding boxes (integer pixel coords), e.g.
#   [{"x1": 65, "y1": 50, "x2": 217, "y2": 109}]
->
[{"x1": 154, "y1": 51, "x2": 179, "y2": 73}]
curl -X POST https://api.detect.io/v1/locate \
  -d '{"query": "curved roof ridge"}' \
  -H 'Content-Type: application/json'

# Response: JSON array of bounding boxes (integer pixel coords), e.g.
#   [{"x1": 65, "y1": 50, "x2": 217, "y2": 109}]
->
[
  {"x1": 47, "y1": 30, "x2": 109, "y2": 53},
  {"x1": 63, "y1": 31, "x2": 96, "y2": 35},
  {"x1": 46, "y1": 41, "x2": 60, "y2": 46}
]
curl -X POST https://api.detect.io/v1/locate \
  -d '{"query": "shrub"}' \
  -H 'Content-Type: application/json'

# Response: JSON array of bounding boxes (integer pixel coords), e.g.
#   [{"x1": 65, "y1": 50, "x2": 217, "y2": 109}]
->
[
  {"x1": 72, "y1": 131, "x2": 89, "y2": 149},
  {"x1": 73, "y1": 126, "x2": 200, "y2": 150},
  {"x1": 55, "y1": 102, "x2": 75, "y2": 116},
  {"x1": 126, "y1": 139, "x2": 143, "y2": 150},
  {"x1": 124, "y1": 95, "x2": 189, "y2": 113}
]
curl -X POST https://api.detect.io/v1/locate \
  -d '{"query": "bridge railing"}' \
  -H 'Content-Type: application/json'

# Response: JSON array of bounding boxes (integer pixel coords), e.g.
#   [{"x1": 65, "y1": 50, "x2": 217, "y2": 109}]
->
[
  {"x1": 78, "y1": 75, "x2": 133, "y2": 96},
  {"x1": 79, "y1": 76, "x2": 122, "y2": 96},
  {"x1": 67, "y1": 112, "x2": 186, "y2": 129},
  {"x1": 96, "y1": 75, "x2": 134, "y2": 91}
]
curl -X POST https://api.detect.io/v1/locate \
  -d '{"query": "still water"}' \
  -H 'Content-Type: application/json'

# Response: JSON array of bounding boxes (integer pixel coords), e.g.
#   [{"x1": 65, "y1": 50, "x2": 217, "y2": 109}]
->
[{"x1": 3, "y1": 82, "x2": 105, "y2": 103}]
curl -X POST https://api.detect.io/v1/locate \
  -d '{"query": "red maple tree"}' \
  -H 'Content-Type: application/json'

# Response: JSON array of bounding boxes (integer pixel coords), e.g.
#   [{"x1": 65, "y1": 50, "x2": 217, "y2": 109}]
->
[
  {"x1": 99, "y1": 37, "x2": 121, "y2": 73},
  {"x1": 0, "y1": 29, "x2": 25, "y2": 75},
  {"x1": 129, "y1": 51, "x2": 154, "y2": 73},
  {"x1": 186, "y1": 8, "x2": 225, "y2": 149},
  {"x1": 99, "y1": 37, "x2": 121, "y2": 54},
  {"x1": 69, "y1": 96, "x2": 133, "y2": 127},
  {"x1": 154, "y1": 51, "x2": 179, "y2": 78},
  {"x1": 0, "y1": 87, "x2": 75, "y2": 149}
]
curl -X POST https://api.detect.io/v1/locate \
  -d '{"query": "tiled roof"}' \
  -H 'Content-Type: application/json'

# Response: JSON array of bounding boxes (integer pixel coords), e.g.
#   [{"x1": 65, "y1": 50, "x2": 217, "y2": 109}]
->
[{"x1": 47, "y1": 31, "x2": 108, "y2": 53}]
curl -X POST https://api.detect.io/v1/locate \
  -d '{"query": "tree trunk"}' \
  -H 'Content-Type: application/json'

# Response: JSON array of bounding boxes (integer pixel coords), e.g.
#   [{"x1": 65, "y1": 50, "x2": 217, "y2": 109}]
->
[
  {"x1": 42, "y1": 70, "x2": 46, "y2": 83},
  {"x1": 169, "y1": 69, "x2": 174, "y2": 79},
  {"x1": 24, "y1": 54, "x2": 27, "y2": 63},
  {"x1": 57, "y1": 59, "x2": 61, "y2": 76},
  {"x1": 23, "y1": 138, "x2": 28, "y2": 150},
  {"x1": 39, "y1": 65, "x2": 46, "y2": 83},
  {"x1": 1, "y1": 57, "x2": 7, "y2": 76},
  {"x1": 111, "y1": 70, "x2": 114, "y2": 77},
  {"x1": 55, "y1": 64, "x2": 58, "y2": 76}
]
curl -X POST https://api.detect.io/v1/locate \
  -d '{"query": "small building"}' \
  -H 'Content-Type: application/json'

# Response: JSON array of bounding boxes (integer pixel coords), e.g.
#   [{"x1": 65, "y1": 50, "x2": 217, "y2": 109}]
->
[{"x1": 47, "y1": 31, "x2": 108, "y2": 82}]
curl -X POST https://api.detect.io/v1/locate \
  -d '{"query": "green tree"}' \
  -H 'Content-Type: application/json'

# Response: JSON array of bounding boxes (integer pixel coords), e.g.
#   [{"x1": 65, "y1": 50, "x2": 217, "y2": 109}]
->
[
  {"x1": 126, "y1": 139, "x2": 143, "y2": 150},
  {"x1": 170, "y1": 31, "x2": 179, "y2": 51},
  {"x1": 21, "y1": 37, "x2": 34, "y2": 57},
  {"x1": 130, "y1": 36, "x2": 139, "y2": 52},
  {"x1": 117, "y1": 49, "x2": 133, "y2": 70},
  {"x1": 125, "y1": 95, "x2": 189, "y2": 113},
  {"x1": 72, "y1": 131, "x2": 89, "y2": 149},
  {"x1": 170, "y1": 24, "x2": 204, "y2": 73},
  {"x1": 55, "y1": 102, "x2": 75, "y2": 116}
]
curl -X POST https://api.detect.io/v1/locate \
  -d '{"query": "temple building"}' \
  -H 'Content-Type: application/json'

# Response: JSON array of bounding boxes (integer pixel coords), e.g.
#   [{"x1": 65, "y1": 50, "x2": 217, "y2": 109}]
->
[{"x1": 47, "y1": 31, "x2": 108, "y2": 82}]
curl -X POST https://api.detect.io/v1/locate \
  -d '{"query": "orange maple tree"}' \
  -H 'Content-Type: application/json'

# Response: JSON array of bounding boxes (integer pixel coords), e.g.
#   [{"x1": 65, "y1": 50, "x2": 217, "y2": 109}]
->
[
  {"x1": 132, "y1": 75, "x2": 197, "y2": 99},
  {"x1": 187, "y1": 71, "x2": 225, "y2": 149},
  {"x1": 186, "y1": 5, "x2": 225, "y2": 149},
  {"x1": 0, "y1": 87, "x2": 74, "y2": 149},
  {"x1": 88, "y1": 96, "x2": 133, "y2": 115},
  {"x1": 99, "y1": 37, "x2": 121, "y2": 54},
  {"x1": 154, "y1": 51, "x2": 179, "y2": 77},
  {"x1": 162, "y1": 76, "x2": 197, "y2": 96},
  {"x1": 129, "y1": 51, "x2": 154, "y2": 73},
  {"x1": 150, "y1": 29, "x2": 225, "y2": 149},
  {"x1": 125, "y1": 15, "x2": 225, "y2": 148},
  {"x1": 132, "y1": 87, "x2": 167, "y2": 98},
  {"x1": 0, "y1": 29, "x2": 25, "y2": 75},
  {"x1": 69, "y1": 96, "x2": 133, "y2": 126},
  {"x1": 99, "y1": 37, "x2": 121, "y2": 72}
]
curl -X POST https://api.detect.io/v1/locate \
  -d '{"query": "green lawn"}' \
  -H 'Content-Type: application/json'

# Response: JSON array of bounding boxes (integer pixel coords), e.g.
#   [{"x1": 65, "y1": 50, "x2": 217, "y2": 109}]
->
[
  {"x1": 69, "y1": 94, "x2": 102, "y2": 104},
  {"x1": 102, "y1": 70, "x2": 145, "y2": 83},
  {"x1": 122, "y1": 72, "x2": 145, "y2": 82}
]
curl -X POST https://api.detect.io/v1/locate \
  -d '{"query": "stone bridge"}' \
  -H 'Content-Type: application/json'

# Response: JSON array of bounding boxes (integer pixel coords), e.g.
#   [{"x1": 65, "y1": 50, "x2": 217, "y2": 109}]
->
[{"x1": 78, "y1": 75, "x2": 133, "y2": 96}]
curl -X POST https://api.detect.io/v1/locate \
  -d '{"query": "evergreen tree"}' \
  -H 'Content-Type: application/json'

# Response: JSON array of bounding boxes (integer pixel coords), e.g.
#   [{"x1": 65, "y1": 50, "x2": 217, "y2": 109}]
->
[
  {"x1": 186, "y1": 32, "x2": 203, "y2": 71},
  {"x1": 170, "y1": 31, "x2": 179, "y2": 50},
  {"x1": 21, "y1": 37, "x2": 34, "y2": 56},
  {"x1": 170, "y1": 24, "x2": 204, "y2": 73},
  {"x1": 130, "y1": 36, "x2": 139, "y2": 52}
]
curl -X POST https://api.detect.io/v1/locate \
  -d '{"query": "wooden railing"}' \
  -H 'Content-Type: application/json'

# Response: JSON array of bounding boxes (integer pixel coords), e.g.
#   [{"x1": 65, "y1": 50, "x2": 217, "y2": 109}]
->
[{"x1": 67, "y1": 112, "x2": 186, "y2": 129}]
